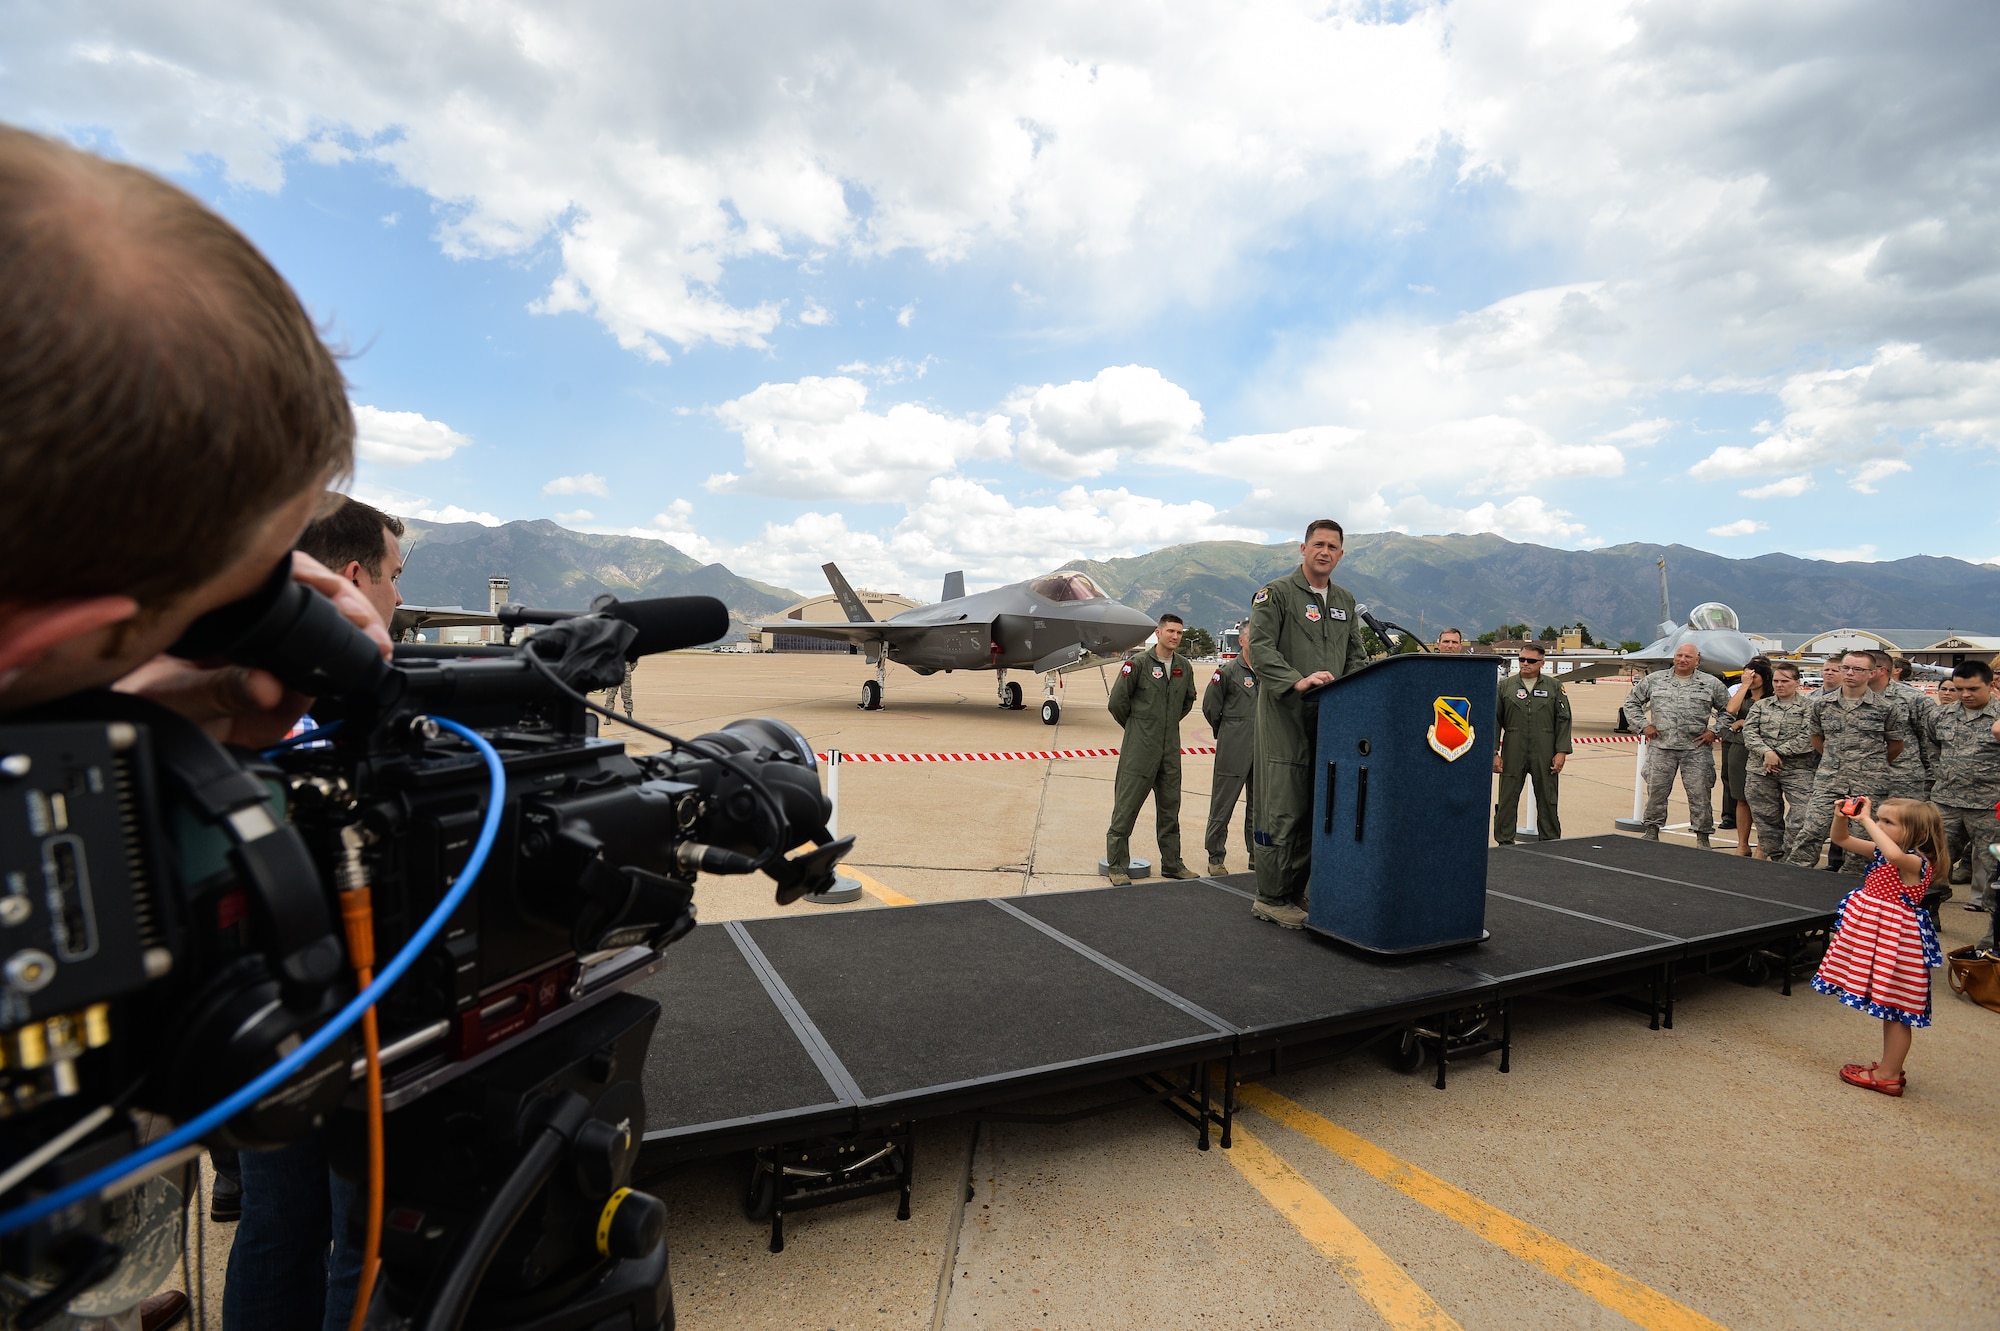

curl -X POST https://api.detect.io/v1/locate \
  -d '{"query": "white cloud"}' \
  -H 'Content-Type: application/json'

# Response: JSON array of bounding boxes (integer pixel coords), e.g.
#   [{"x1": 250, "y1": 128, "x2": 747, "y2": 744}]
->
[
  {"x1": 1847, "y1": 458, "x2": 1911, "y2": 494},
  {"x1": 1706, "y1": 519, "x2": 1768, "y2": 537},
  {"x1": 543, "y1": 473, "x2": 610, "y2": 497},
  {"x1": 352, "y1": 405, "x2": 471, "y2": 466},
  {"x1": 417, "y1": 505, "x2": 501, "y2": 527},
  {"x1": 1690, "y1": 345, "x2": 2000, "y2": 481},
  {"x1": 554, "y1": 508, "x2": 595, "y2": 524},
  {"x1": 1740, "y1": 475, "x2": 1814, "y2": 499},
  {"x1": 708, "y1": 376, "x2": 1011, "y2": 501},
  {"x1": 1009, "y1": 365, "x2": 1206, "y2": 478},
  {"x1": 798, "y1": 302, "x2": 832, "y2": 327},
  {"x1": 895, "y1": 303, "x2": 917, "y2": 328}
]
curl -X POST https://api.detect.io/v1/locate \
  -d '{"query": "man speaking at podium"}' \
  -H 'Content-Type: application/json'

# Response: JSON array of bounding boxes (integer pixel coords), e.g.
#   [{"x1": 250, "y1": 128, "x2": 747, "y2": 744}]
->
[{"x1": 1246, "y1": 520, "x2": 1370, "y2": 928}]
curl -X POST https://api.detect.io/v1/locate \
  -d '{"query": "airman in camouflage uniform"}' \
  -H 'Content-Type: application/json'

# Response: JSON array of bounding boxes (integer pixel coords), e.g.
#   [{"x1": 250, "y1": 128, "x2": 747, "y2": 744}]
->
[
  {"x1": 1877, "y1": 658, "x2": 1938, "y2": 799},
  {"x1": 1621, "y1": 643, "x2": 1730, "y2": 845},
  {"x1": 1200, "y1": 639, "x2": 1258, "y2": 876},
  {"x1": 1787, "y1": 651, "x2": 1907, "y2": 872},
  {"x1": 1247, "y1": 521, "x2": 1370, "y2": 928},
  {"x1": 1924, "y1": 663, "x2": 2000, "y2": 948},
  {"x1": 1105, "y1": 614, "x2": 1198, "y2": 885},
  {"x1": 1740, "y1": 663, "x2": 1818, "y2": 860}
]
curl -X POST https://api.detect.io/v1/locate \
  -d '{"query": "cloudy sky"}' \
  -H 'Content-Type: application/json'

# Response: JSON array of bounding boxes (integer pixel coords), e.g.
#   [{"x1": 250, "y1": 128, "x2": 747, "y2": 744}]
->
[{"x1": 11, "y1": 1, "x2": 2000, "y2": 593}]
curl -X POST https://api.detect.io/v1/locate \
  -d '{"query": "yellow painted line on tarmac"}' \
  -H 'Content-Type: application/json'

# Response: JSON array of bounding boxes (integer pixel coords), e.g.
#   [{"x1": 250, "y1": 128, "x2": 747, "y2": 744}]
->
[
  {"x1": 1237, "y1": 1084, "x2": 1729, "y2": 1331},
  {"x1": 836, "y1": 866, "x2": 915, "y2": 906},
  {"x1": 1226, "y1": 1124, "x2": 1464, "y2": 1331}
]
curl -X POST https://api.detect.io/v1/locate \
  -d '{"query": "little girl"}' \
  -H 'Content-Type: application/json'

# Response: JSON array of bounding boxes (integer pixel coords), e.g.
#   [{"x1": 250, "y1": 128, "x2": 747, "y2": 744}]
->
[{"x1": 1810, "y1": 796, "x2": 1948, "y2": 1096}]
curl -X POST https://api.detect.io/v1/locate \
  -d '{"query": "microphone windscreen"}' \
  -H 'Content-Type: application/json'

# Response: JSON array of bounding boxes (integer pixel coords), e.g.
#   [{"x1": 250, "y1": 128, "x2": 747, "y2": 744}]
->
[{"x1": 602, "y1": 596, "x2": 731, "y2": 656}]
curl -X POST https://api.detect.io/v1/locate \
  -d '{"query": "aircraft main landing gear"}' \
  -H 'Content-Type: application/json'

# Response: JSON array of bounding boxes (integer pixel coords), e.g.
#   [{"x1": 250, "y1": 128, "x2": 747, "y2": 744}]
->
[
  {"x1": 996, "y1": 671, "x2": 1024, "y2": 710},
  {"x1": 860, "y1": 658, "x2": 887, "y2": 710}
]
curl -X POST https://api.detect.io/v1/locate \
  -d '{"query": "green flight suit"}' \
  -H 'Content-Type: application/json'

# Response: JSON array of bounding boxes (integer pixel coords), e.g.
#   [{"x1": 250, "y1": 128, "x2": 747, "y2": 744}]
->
[
  {"x1": 1106, "y1": 649, "x2": 1196, "y2": 875},
  {"x1": 1493, "y1": 671, "x2": 1572, "y2": 843},
  {"x1": 1201, "y1": 658, "x2": 1258, "y2": 866},
  {"x1": 1247, "y1": 570, "x2": 1369, "y2": 906}
]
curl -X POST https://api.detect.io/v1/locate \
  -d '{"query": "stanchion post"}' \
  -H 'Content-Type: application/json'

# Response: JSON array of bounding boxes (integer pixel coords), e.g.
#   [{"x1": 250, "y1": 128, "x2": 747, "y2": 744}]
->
[
  {"x1": 826, "y1": 748, "x2": 841, "y2": 838},
  {"x1": 1613, "y1": 735, "x2": 1648, "y2": 831},
  {"x1": 1516, "y1": 779, "x2": 1539, "y2": 842}
]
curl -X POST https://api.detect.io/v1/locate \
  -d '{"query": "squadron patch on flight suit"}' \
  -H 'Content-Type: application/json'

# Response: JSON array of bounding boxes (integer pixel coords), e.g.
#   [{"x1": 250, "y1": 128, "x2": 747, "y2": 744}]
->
[
  {"x1": 1517, "y1": 689, "x2": 1528, "y2": 699},
  {"x1": 1152, "y1": 665, "x2": 1164, "y2": 679},
  {"x1": 1120, "y1": 662, "x2": 1133, "y2": 675},
  {"x1": 1304, "y1": 604, "x2": 1321, "y2": 622},
  {"x1": 1252, "y1": 589, "x2": 1269, "y2": 604},
  {"x1": 1243, "y1": 677, "x2": 1255, "y2": 688}
]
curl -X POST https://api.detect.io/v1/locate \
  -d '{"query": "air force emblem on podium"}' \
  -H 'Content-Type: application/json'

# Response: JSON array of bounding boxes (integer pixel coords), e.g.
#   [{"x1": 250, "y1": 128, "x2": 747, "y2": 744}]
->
[{"x1": 1426, "y1": 695, "x2": 1474, "y2": 761}]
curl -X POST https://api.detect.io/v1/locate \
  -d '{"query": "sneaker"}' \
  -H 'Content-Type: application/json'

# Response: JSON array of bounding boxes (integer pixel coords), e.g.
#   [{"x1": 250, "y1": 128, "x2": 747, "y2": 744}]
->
[
  {"x1": 1640, "y1": 827, "x2": 1659, "y2": 842},
  {"x1": 1695, "y1": 833, "x2": 1712, "y2": 850},
  {"x1": 1160, "y1": 864, "x2": 1198, "y2": 880},
  {"x1": 1107, "y1": 871, "x2": 1131, "y2": 887},
  {"x1": 1207, "y1": 860, "x2": 1228, "y2": 876},
  {"x1": 1252, "y1": 899, "x2": 1307, "y2": 930}
]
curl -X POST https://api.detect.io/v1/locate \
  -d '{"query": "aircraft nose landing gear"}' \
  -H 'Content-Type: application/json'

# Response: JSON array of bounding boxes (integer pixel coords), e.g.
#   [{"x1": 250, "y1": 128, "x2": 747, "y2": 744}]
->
[{"x1": 1041, "y1": 699, "x2": 1061, "y2": 725}]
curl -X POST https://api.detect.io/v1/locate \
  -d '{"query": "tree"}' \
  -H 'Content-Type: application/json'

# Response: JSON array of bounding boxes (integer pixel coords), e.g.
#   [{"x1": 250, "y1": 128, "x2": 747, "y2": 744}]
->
[
  {"x1": 1477, "y1": 630, "x2": 1499, "y2": 645},
  {"x1": 1574, "y1": 622, "x2": 1596, "y2": 646},
  {"x1": 1619, "y1": 640, "x2": 1644, "y2": 652},
  {"x1": 1183, "y1": 626, "x2": 1218, "y2": 658},
  {"x1": 1538, "y1": 625, "x2": 1559, "y2": 641}
]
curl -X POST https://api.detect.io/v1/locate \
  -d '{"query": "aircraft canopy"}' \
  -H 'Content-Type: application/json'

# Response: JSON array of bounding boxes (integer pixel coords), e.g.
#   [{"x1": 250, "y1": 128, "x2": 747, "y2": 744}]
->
[
  {"x1": 1030, "y1": 573, "x2": 1109, "y2": 602},
  {"x1": 1688, "y1": 602, "x2": 1740, "y2": 632}
]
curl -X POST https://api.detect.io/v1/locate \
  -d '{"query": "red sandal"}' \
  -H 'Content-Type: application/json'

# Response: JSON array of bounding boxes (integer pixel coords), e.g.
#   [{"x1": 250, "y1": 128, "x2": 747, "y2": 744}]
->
[{"x1": 1839, "y1": 1062, "x2": 1906, "y2": 1096}]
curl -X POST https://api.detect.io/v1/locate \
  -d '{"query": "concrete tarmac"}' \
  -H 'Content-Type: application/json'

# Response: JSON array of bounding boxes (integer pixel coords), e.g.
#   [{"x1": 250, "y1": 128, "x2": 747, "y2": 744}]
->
[{"x1": 185, "y1": 654, "x2": 1995, "y2": 1329}]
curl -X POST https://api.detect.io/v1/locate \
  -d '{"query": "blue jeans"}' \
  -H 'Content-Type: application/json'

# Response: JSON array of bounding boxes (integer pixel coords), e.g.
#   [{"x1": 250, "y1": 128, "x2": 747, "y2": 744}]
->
[{"x1": 222, "y1": 1135, "x2": 363, "y2": 1331}]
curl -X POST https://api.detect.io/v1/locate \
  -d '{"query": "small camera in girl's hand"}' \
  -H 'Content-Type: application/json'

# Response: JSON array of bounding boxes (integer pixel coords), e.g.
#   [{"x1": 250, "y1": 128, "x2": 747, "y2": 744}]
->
[{"x1": 1839, "y1": 797, "x2": 1864, "y2": 817}]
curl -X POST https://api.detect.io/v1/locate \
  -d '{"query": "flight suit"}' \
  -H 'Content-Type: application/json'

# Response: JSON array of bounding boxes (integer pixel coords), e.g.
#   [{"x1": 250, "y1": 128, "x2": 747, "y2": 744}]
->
[
  {"x1": 1621, "y1": 668, "x2": 1730, "y2": 833},
  {"x1": 1492, "y1": 671, "x2": 1571, "y2": 843},
  {"x1": 1106, "y1": 649, "x2": 1196, "y2": 876},
  {"x1": 1740, "y1": 694, "x2": 1818, "y2": 859},
  {"x1": 1787, "y1": 691, "x2": 1905, "y2": 872},
  {"x1": 1201, "y1": 658, "x2": 1258, "y2": 870},
  {"x1": 1247, "y1": 571, "x2": 1369, "y2": 907},
  {"x1": 1925, "y1": 695, "x2": 2000, "y2": 946}
]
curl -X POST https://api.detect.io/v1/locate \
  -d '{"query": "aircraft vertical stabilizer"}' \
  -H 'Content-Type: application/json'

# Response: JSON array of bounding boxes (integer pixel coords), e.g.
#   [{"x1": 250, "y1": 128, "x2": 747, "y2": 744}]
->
[
  {"x1": 821, "y1": 562, "x2": 874, "y2": 623},
  {"x1": 941, "y1": 571, "x2": 965, "y2": 601}
]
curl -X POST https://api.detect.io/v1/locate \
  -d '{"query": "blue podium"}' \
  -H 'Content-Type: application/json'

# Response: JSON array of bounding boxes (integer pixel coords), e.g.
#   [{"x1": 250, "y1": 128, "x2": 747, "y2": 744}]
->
[{"x1": 1305, "y1": 653, "x2": 1497, "y2": 954}]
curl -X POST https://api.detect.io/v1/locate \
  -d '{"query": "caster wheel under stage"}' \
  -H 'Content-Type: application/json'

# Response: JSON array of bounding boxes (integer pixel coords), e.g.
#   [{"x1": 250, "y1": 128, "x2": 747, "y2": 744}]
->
[
  {"x1": 860, "y1": 679, "x2": 883, "y2": 710},
  {"x1": 1391, "y1": 1028, "x2": 1428, "y2": 1075},
  {"x1": 1041, "y1": 699, "x2": 1061, "y2": 725}
]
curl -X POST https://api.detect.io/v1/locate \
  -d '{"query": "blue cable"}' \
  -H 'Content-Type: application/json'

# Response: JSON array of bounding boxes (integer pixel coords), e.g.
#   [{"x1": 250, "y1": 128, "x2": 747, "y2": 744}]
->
[
  {"x1": 259, "y1": 718, "x2": 343, "y2": 758},
  {"x1": 0, "y1": 717, "x2": 505, "y2": 1236}
]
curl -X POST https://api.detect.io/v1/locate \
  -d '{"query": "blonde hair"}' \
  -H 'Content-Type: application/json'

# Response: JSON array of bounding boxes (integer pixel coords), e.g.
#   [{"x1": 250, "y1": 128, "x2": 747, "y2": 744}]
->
[{"x1": 1879, "y1": 798, "x2": 1949, "y2": 885}]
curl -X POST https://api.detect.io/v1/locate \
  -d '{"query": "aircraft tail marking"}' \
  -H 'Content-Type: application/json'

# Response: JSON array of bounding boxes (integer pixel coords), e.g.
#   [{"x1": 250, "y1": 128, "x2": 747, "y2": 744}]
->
[{"x1": 822, "y1": 562, "x2": 875, "y2": 623}]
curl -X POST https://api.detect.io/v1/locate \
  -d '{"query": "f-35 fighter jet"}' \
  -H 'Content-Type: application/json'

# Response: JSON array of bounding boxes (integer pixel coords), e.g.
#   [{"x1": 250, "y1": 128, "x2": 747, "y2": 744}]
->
[{"x1": 761, "y1": 564, "x2": 1159, "y2": 723}]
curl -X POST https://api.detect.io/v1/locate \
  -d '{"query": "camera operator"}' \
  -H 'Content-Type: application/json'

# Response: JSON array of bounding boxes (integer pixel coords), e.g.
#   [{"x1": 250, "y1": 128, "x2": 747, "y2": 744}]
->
[{"x1": 1, "y1": 126, "x2": 389, "y2": 1328}]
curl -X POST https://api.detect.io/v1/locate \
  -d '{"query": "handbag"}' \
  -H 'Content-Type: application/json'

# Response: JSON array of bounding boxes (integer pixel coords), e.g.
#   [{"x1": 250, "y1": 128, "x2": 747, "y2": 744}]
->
[{"x1": 1946, "y1": 946, "x2": 2000, "y2": 1014}]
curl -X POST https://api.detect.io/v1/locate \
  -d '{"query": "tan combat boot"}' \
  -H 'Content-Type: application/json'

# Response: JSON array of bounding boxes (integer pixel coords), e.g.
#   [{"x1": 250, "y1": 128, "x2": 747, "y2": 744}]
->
[
  {"x1": 1107, "y1": 869, "x2": 1131, "y2": 887},
  {"x1": 1640, "y1": 826, "x2": 1660, "y2": 841},
  {"x1": 1253, "y1": 899, "x2": 1307, "y2": 930},
  {"x1": 1206, "y1": 859, "x2": 1228, "y2": 877}
]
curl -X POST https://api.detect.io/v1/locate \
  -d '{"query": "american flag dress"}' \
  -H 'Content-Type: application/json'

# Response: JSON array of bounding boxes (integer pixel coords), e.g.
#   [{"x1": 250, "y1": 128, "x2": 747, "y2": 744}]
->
[{"x1": 1811, "y1": 851, "x2": 1941, "y2": 1027}]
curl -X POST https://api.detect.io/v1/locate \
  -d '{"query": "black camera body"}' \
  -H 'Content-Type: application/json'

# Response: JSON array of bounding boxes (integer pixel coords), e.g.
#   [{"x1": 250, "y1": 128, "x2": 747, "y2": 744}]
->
[{"x1": 0, "y1": 565, "x2": 849, "y2": 1326}]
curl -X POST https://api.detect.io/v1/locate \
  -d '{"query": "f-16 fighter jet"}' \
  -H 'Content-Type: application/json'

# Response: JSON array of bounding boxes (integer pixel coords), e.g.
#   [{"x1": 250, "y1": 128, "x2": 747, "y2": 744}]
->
[{"x1": 762, "y1": 564, "x2": 1159, "y2": 723}]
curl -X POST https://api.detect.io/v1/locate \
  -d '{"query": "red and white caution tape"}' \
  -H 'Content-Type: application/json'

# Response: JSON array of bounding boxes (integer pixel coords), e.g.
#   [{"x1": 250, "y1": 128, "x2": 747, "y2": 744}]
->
[
  {"x1": 816, "y1": 735, "x2": 1634, "y2": 763},
  {"x1": 816, "y1": 745, "x2": 1219, "y2": 763}
]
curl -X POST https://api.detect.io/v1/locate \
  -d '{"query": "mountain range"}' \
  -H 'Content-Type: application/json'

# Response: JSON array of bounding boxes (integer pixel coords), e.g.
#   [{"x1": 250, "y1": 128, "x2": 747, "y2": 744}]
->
[
  {"x1": 397, "y1": 519, "x2": 798, "y2": 632},
  {"x1": 395, "y1": 518, "x2": 2000, "y2": 644},
  {"x1": 1065, "y1": 534, "x2": 2000, "y2": 641}
]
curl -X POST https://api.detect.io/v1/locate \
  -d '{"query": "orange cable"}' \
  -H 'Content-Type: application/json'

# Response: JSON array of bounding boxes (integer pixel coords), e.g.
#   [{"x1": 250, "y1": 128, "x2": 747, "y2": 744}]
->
[{"x1": 340, "y1": 888, "x2": 385, "y2": 1331}]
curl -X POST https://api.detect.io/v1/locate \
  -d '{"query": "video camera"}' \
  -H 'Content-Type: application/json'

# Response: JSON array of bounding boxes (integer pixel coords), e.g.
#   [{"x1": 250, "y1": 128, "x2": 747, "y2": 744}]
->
[{"x1": 0, "y1": 559, "x2": 851, "y2": 1327}]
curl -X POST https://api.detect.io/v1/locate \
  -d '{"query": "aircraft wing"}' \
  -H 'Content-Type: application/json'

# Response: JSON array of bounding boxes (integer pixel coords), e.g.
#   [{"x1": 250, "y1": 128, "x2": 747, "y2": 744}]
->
[
  {"x1": 392, "y1": 605, "x2": 500, "y2": 637},
  {"x1": 756, "y1": 620, "x2": 942, "y2": 646}
]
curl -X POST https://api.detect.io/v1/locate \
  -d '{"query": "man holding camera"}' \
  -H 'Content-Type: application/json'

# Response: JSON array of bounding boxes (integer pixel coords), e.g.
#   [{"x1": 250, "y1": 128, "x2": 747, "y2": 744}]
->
[{"x1": 1, "y1": 127, "x2": 391, "y2": 1330}]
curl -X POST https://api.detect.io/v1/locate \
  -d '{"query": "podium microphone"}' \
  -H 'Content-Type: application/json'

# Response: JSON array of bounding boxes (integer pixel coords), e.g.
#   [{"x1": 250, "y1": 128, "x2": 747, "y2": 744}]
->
[{"x1": 1355, "y1": 604, "x2": 1430, "y2": 653}]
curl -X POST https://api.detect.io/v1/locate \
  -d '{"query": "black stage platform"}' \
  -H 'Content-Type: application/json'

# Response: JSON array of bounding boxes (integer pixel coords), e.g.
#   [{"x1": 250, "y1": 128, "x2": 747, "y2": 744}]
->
[{"x1": 634, "y1": 838, "x2": 1846, "y2": 1176}]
